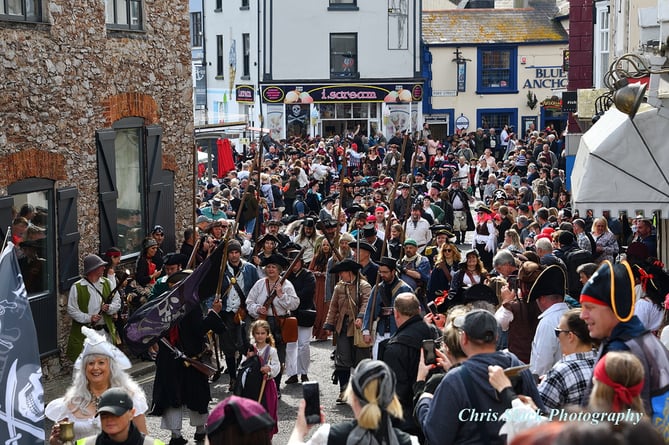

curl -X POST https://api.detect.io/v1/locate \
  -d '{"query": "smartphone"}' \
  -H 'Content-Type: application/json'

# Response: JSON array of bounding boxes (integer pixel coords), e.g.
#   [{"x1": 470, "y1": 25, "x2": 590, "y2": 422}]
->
[
  {"x1": 303, "y1": 381, "x2": 321, "y2": 425},
  {"x1": 422, "y1": 339, "x2": 437, "y2": 365},
  {"x1": 427, "y1": 301, "x2": 438, "y2": 316}
]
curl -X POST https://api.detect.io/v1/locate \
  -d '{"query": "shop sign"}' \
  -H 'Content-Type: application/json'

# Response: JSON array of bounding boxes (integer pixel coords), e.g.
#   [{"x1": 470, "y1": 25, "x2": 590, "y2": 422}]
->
[
  {"x1": 236, "y1": 84, "x2": 255, "y2": 103},
  {"x1": 562, "y1": 91, "x2": 577, "y2": 113},
  {"x1": 455, "y1": 114, "x2": 470, "y2": 130},
  {"x1": 541, "y1": 96, "x2": 562, "y2": 111},
  {"x1": 260, "y1": 83, "x2": 424, "y2": 104},
  {"x1": 523, "y1": 66, "x2": 568, "y2": 90}
]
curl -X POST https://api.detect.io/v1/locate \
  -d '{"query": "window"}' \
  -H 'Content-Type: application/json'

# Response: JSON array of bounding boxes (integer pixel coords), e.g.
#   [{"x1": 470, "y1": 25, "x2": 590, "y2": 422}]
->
[
  {"x1": 97, "y1": 119, "x2": 175, "y2": 256},
  {"x1": 190, "y1": 12, "x2": 202, "y2": 48},
  {"x1": 242, "y1": 33, "x2": 250, "y2": 77},
  {"x1": 106, "y1": 0, "x2": 143, "y2": 30},
  {"x1": 594, "y1": 2, "x2": 610, "y2": 88},
  {"x1": 477, "y1": 108, "x2": 517, "y2": 133},
  {"x1": 329, "y1": 0, "x2": 358, "y2": 9},
  {"x1": 330, "y1": 33, "x2": 358, "y2": 78},
  {"x1": 2, "y1": 178, "x2": 61, "y2": 356},
  {"x1": 216, "y1": 35, "x2": 224, "y2": 77},
  {"x1": 477, "y1": 46, "x2": 518, "y2": 94},
  {"x1": 241, "y1": 0, "x2": 249, "y2": 7},
  {"x1": 114, "y1": 127, "x2": 145, "y2": 254},
  {"x1": 1, "y1": 0, "x2": 41, "y2": 21},
  {"x1": 215, "y1": 0, "x2": 221, "y2": 11}
]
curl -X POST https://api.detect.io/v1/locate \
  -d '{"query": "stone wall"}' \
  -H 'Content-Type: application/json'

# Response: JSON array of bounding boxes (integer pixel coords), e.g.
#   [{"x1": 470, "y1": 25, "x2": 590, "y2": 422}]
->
[{"x1": 0, "y1": 0, "x2": 195, "y2": 377}]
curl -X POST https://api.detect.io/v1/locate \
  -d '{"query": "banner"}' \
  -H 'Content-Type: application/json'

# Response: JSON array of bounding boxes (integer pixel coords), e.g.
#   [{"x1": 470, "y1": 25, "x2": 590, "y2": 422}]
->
[
  {"x1": 124, "y1": 240, "x2": 225, "y2": 355},
  {"x1": 0, "y1": 242, "x2": 45, "y2": 445}
]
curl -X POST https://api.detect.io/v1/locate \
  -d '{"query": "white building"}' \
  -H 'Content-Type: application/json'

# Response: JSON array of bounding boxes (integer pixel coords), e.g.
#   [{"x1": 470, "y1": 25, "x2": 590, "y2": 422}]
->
[
  {"x1": 203, "y1": 0, "x2": 424, "y2": 141},
  {"x1": 422, "y1": 3, "x2": 569, "y2": 140}
]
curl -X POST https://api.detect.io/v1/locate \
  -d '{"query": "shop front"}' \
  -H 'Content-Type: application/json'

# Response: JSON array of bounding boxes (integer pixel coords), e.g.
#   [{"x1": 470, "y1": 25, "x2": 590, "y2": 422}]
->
[{"x1": 259, "y1": 82, "x2": 424, "y2": 140}]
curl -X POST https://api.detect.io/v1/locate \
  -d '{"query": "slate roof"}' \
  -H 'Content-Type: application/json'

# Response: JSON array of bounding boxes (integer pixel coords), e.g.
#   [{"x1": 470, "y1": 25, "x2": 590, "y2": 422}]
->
[{"x1": 422, "y1": 8, "x2": 568, "y2": 45}]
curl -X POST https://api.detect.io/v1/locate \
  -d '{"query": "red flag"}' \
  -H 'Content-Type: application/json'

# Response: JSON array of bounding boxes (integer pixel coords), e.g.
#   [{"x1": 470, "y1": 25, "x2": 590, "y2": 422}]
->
[{"x1": 216, "y1": 138, "x2": 235, "y2": 177}]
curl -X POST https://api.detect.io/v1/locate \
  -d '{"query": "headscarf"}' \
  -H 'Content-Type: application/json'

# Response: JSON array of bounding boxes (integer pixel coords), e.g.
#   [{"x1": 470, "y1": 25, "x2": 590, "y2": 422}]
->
[
  {"x1": 346, "y1": 359, "x2": 399, "y2": 445},
  {"x1": 593, "y1": 354, "x2": 644, "y2": 412}
]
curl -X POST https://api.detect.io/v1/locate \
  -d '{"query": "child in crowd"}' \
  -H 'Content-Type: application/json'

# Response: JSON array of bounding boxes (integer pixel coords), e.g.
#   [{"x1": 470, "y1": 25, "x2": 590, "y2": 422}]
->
[{"x1": 236, "y1": 320, "x2": 280, "y2": 438}]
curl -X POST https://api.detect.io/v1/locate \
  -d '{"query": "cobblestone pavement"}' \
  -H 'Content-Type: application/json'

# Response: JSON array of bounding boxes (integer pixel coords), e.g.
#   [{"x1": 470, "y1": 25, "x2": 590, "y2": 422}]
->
[{"x1": 44, "y1": 339, "x2": 354, "y2": 444}]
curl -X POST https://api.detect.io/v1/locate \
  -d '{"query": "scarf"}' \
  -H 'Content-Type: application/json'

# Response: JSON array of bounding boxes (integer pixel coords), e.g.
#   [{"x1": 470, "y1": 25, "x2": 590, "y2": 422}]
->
[
  {"x1": 346, "y1": 360, "x2": 399, "y2": 445},
  {"x1": 593, "y1": 354, "x2": 644, "y2": 412}
]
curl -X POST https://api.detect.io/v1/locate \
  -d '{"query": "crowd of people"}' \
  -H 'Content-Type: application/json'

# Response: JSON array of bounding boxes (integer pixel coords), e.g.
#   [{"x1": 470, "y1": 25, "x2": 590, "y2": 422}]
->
[{"x1": 46, "y1": 124, "x2": 669, "y2": 444}]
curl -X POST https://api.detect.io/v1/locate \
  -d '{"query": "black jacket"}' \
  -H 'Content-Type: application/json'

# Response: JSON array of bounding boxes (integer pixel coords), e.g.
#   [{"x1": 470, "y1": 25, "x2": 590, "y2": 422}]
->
[{"x1": 379, "y1": 315, "x2": 440, "y2": 435}]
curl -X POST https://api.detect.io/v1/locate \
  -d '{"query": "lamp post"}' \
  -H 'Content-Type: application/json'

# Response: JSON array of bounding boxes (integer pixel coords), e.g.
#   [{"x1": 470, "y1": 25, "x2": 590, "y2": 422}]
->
[{"x1": 310, "y1": 106, "x2": 319, "y2": 137}]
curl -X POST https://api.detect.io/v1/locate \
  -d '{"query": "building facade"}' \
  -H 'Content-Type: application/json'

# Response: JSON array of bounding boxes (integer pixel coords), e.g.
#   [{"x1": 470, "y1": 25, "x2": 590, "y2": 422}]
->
[
  {"x1": 422, "y1": 5, "x2": 569, "y2": 140},
  {"x1": 205, "y1": 0, "x2": 424, "y2": 141},
  {"x1": 1, "y1": 0, "x2": 194, "y2": 374}
]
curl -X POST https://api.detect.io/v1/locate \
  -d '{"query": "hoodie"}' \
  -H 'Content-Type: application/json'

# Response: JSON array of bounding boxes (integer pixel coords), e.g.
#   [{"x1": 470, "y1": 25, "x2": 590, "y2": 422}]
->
[{"x1": 416, "y1": 351, "x2": 545, "y2": 445}]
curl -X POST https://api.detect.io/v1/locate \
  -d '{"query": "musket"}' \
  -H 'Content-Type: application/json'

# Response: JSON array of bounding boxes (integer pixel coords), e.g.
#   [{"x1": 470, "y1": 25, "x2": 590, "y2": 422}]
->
[
  {"x1": 160, "y1": 337, "x2": 217, "y2": 378},
  {"x1": 400, "y1": 137, "x2": 419, "y2": 259},
  {"x1": 186, "y1": 236, "x2": 202, "y2": 269},
  {"x1": 208, "y1": 330, "x2": 223, "y2": 382},
  {"x1": 365, "y1": 131, "x2": 410, "y2": 335},
  {"x1": 1, "y1": 226, "x2": 10, "y2": 252},
  {"x1": 258, "y1": 246, "x2": 306, "y2": 320}
]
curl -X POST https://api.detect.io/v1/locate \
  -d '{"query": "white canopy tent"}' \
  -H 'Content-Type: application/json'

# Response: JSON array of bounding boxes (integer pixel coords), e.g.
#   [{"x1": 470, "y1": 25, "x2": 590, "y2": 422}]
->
[{"x1": 571, "y1": 104, "x2": 669, "y2": 218}]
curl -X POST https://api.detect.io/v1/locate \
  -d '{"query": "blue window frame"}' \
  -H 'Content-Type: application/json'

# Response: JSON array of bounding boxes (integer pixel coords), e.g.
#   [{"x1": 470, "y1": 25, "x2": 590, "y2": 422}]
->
[
  {"x1": 477, "y1": 108, "x2": 517, "y2": 133},
  {"x1": 477, "y1": 46, "x2": 518, "y2": 94}
]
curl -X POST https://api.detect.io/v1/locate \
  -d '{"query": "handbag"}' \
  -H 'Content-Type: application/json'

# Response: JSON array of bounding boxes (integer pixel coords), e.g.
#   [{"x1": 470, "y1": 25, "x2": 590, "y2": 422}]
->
[
  {"x1": 295, "y1": 309, "x2": 317, "y2": 327},
  {"x1": 348, "y1": 293, "x2": 373, "y2": 349},
  {"x1": 354, "y1": 325, "x2": 373, "y2": 349},
  {"x1": 276, "y1": 315, "x2": 298, "y2": 343}
]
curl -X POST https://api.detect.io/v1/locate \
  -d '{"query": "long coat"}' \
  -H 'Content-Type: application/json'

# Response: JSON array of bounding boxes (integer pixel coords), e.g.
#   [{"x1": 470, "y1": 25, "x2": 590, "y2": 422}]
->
[{"x1": 150, "y1": 306, "x2": 226, "y2": 415}]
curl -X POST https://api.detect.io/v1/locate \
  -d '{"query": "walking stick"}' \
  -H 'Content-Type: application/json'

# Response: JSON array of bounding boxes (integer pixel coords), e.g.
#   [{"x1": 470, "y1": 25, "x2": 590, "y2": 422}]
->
[{"x1": 258, "y1": 376, "x2": 267, "y2": 403}]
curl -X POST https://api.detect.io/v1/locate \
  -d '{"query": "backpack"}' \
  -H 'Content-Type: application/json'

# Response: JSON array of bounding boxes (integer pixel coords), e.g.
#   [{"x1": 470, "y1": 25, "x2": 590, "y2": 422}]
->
[
  {"x1": 563, "y1": 248, "x2": 593, "y2": 297},
  {"x1": 625, "y1": 333, "x2": 669, "y2": 440}
]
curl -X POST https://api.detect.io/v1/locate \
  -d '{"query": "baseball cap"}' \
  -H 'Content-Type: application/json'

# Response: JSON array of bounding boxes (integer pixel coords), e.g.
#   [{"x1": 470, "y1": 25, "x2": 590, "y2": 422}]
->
[
  {"x1": 96, "y1": 388, "x2": 134, "y2": 417},
  {"x1": 453, "y1": 309, "x2": 498, "y2": 343}
]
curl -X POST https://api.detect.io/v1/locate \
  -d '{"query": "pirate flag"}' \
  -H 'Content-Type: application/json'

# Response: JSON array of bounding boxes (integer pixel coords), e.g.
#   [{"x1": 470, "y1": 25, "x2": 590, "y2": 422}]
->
[{"x1": 0, "y1": 242, "x2": 45, "y2": 444}]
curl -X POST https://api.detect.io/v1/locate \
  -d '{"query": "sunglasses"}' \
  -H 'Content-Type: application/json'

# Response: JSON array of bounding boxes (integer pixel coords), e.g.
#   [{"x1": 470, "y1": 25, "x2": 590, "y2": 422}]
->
[
  {"x1": 444, "y1": 248, "x2": 453, "y2": 252},
  {"x1": 554, "y1": 328, "x2": 571, "y2": 338}
]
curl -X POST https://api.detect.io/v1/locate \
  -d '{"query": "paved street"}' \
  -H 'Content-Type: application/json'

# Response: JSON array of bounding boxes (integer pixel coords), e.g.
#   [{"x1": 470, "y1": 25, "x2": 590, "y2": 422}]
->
[{"x1": 45, "y1": 339, "x2": 354, "y2": 444}]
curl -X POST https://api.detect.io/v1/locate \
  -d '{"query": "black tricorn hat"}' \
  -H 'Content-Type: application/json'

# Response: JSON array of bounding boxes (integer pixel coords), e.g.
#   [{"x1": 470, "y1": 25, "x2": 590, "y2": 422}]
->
[
  {"x1": 527, "y1": 264, "x2": 567, "y2": 302},
  {"x1": 261, "y1": 254, "x2": 290, "y2": 269},
  {"x1": 580, "y1": 260, "x2": 636, "y2": 322},
  {"x1": 378, "y1": 256, "x2": 398, "y2": 270},
  {"x1": 362, "y1": 224, "x2": 376, "y2": 238},
  {"x1": 257, "y1": 233, "x2": 280, "y2": 245},
  {"x1": 330, "y1": 259, "x2": 362, "y2": 274},
  {"x1": 463, "y1": 283, "x2": 499, "y2": 306},
  {"x1": 355, "y1": 241, "x2": 377, "y2": 254}
]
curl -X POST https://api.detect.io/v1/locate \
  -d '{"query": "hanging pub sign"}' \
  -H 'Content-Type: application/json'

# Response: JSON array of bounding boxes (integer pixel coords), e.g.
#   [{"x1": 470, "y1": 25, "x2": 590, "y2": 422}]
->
[
  {"x1": 236, "y1": 84, "x2": 255, "y2": 103},
  {"x1": 541, "y1": 96, "x2": 562, "y2": 111},
  {"x1": 260, "y1": 83, "x2": 424, "y2": 104}
]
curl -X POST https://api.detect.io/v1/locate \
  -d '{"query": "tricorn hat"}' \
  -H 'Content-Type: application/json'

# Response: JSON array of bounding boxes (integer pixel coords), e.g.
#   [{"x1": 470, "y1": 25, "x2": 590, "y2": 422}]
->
[
  {"x1": 580, "y1": 260, "x2": 636, "y2": 322},
  {"x1": 378, "y1": 256, "x2": 398, "y2": 270},
  {"x1": 355, "y1": 241, "x2": 377, "y2": 254},
  {"x1": 261, "y1": 254, "x2": 290, "y2": 269},
  {"x1": 463, "y1": 284, "x2": 499, "y2": 306},
  {"x1": 330, "y1": 259, "x2": 363, "y2": 274},
  {"x1": 527, "y1": 264, "x2": 567, "y2": 302}
]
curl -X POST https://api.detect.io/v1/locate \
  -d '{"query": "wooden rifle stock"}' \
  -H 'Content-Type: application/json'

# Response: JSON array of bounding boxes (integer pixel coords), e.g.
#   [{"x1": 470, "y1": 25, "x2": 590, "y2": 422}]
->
[
  {"x1": 258, "y1": 246, "x2": 306, "y2": 320},
  {"x1": 160, "y1": 338, "x2": 217, "y2": 378}
]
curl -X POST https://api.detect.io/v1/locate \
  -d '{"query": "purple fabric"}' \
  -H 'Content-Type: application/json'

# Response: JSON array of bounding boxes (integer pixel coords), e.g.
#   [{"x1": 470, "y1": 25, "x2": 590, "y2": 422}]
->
[{"x1": 123, "y1": 242, "x2": 226, "y2": 355}]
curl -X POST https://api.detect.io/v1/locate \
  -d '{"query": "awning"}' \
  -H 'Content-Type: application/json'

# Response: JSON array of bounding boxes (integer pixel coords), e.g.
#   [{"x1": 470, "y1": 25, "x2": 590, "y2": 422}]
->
[{"x1": 571, "y1": 104, "x2": 669, "y2": 217}]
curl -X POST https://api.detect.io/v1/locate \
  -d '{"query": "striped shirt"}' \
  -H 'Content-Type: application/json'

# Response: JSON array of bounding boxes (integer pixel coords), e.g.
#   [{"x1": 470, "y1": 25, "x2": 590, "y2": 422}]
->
[{"x1": 538, "y1": 350, "x2": 597, "y2": 410}]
